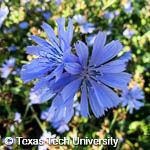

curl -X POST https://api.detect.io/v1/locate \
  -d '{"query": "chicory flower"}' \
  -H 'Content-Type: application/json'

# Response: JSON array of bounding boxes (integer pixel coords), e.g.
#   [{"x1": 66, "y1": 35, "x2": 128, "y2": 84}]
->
[
  {"x1": 21, "y1": 18, "x2": 76, "y2": 84},
  {"x1": 1, "y1": 58, "x2": 15, "y2": 78},
  {"x1": 121, "y1": 84, "x2": 144, "y2": 113},
  {"x1": 0, "y1": 6, "x2": 9, "y2": 27},
  {"x1": 53, "y1": 32, "x2": 132, "y2": 118}
]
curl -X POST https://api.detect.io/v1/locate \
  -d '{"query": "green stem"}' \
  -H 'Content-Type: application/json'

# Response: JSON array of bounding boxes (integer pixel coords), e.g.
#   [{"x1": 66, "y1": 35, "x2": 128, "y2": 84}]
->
[
  {"x1": 30, "y1": 105, "x2": 45, "y2": 132},
  {"x1": 116, "y1": 119, "x2": 125, "y2": 150},
  {"x1": 116, "y1": 107, "x2": 129, "y2": 150},
  {"x1": 144, "y1": 104, "x2": 150, "y2": 107},
  {"x1": 88, "y1": 123, "x2": 100, "y2": 130},
  {"x1": 109, "y1": 112, "x2": 118, "y2": 131},
  {"x1": 24, "y1": 103, "x2": 30, "y2": 117},
  {"x1": 99, "y1": 111, "x2": 119, "y2": 150}
]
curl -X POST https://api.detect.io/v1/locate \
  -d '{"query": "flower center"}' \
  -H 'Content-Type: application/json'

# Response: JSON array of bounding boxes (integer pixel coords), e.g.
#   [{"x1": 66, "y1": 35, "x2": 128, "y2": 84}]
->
[
  {"x1": 126, "y1": 91, "x2": 136, "y2": 101},
  {"x1": 8, "y1": 66, "x2": 13, "y2": 71},
  {"x1": 81, "y1": 65, "x2": 102, "y2": 80}
]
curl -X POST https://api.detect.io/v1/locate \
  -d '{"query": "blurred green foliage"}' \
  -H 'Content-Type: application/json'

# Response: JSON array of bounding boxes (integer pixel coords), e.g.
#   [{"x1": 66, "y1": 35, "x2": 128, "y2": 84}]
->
[{"x1": 0, "y1": 0, "x2": 150, "y2": 149}]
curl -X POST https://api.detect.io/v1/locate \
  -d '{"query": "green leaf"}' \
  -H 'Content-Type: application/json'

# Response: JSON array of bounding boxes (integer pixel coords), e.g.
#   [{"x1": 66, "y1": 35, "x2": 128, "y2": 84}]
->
[
  {"x1": 128, "y1": 121, "x2": 144, "y2": 134},
  {"x1": 141, "y1": 31, "x2": 150, "y2": 40},
  {"x1": 102, "y1": 0, "x2": 117, "y2": 10}
]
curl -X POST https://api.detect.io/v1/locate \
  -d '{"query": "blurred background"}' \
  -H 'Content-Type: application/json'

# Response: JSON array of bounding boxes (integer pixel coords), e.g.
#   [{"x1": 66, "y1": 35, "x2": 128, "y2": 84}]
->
[{"x1": 0, "y1": 0, "x2": 150, "y2": 149}]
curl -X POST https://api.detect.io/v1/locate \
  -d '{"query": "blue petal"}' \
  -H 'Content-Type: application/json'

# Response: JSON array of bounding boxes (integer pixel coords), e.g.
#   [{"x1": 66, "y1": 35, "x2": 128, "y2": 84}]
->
[
  {"x1": 90, "y1": 80, "x2": 115, "y2": 108},
  {"x1": 63, "y1": 52, "x2": 79, "y2": 63},
  {"x1": 80, "y1": 82, "x2": 90, "y2": 118},
  {"x1": 56, "y1": 18, "x2": 65, "y2": 35},
  {"x1": 56, "y1": 18, "x2": 73, "y2": 51},
  {"x1": 99, "y1": 60, "x2": 126, "y2": 74},
  {"x1": 65, "y1": 100, "x2": 74, "y2": 123},
  {"x1": 22, "y1": 62, "x2": 50, "y2": 73},
  {"x1": 118, "y1": 51, "x2": 132, "y2": 62},
  {"x1": 27, "y1": 46, "x2": 55, "y2": 57},
  {"x1": 74, "y1": 40, "x2": 88, "y2": 66},
  {"x1": 88, "y1": 86, "x2": 106, "y2": 118},
  {"x1": 65, "y1": 62, "x2": 82, "y2": 75},
  {"x1": 26, "y1": 46, "x2": 40, "y2": 56},
  {"x1": 98, "y1": 72, "x2": 132, "y2": 90},
  {"x1": 133, "y1": 100, "x2": 144, "y2": 110},
  {"x1": 129, "y1": 102, "x2": 133, "y2": 114},
  {"x1": 54, "y1": 64, "x2": 64, "y2": 81},
  {"x1": 22, "y1": 58, "x2": 52, "y2": 70},
  {"x1": 21, "y1": 67, "x2": 51, "y2": 82},
  {"x1": 52, "y1": 107, "x2": 65, "y2": 122},
  {"x1": 32, "y1": 79, "x2": 49, "y2": 91},
  {"x1": 51, "y1": 73, "x2": 78, "y2": 92},
  {"x1": 61, "y1": 78, "x2": 82, "y2": 105},
  {"x1": 56, "y1": 18, "x2": 66, "y2": 51},
  {"x1": 96, "y1": 40, "x2": 123, "y2": 65},
  {"x1": 66, "y1": 18, "x2": 73, "y2": 45},
  {"x1": 56, "y1": 124, "x2": 69, "y2": 134},
  {"x1": 52, "y1": 94, "x2": 64, "y2": 108},
  {"x1": 90, "y1": 32, "x2": 107, "y2": 65},
  {"x1": 121, "y1": 99, "x2": 128, "y2": 107},
  {"x1": 41, "y1": 23, "x2": 58, "y2": 44},
  {"x1": 91, "y1": 80, "x2": 121, "y2": 108},
  {"x1": 40, "y1": 90, "x2": 55, "y2": 103},
  {"x1": 131, "y1": 85, "x2": 144, "y2": 99},
  {"x1": 46, "y1": 106, "x2": 56, "y2": 121},
  {"x1": 41, "y1": 22, "x2": 60, "y2": 51},
  {"x1": 100, "y1": 83, "x2": 121, "y2": 106},
  {"x1": 29, "y1": 35, "x2": 51, "y2": 47}
]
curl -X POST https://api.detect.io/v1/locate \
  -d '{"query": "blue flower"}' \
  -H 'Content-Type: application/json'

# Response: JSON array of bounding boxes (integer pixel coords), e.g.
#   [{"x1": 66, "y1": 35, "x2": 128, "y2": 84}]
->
[
  {"x1": 10, "y1": 112, "x2": 21, "y2": 132},
  {"x1": 42, "y1": 11, "x2": 51, "y2": 20},
  {"x1": 50, "y1": 99, "x2": 74, "y2": 124},
  {"x1": 73, "y1": 14, "x2": 86, "y2": 24},
  {"x1": 53, "y1": 32, "x2": 132, "y2": 118},
  {"x1": 114, "y1": 11, "x2": 120, "y2": 16},
  {"x1": 19, "y1": 21, "x2": 29, "y2": 29},
  {"x1": 108, "y1": 23, "x2": 113, "y2": 27},
  {"x1": 1, "y1": 58, "x2": 15, "y2": 78},
  {"x1": 118, "y1": 51, "x2": 132, "y2": 63},
  {"x1": 86, "y1": 34, "x2": 97, "y2": 46},
  {"x1": 124, "y1": 1, "x2": 133, "y2": 13},
  {"x1": 104, "y1": 11, "x2": 120, "y2": 20},
  {"x1": 10, "y1": 125, "x2": 15, "y2": 132},
  {"x1": 35, "y1": 7, "x2": 43, "y2": 13},
  {"x1": 104, "y1": 11, "x2": 115, "y2": 20},
  {"x1": 30, "y1": 81, "x2": 55, "y2": 104},
  {"x1": 40, "y1": 94, "x2": 74, "y2": 131},
  {"x1": 121, "y1": 84, "x2": 144, "y2": 113},
  {"x1": 3, "y1": 27, "x2": 16, "y2": 33},
  {"x1": 52, "y1": 121, "x2": 69, "y2": 134},
  {"x1": 21, "y1": 18, "x2": 76, "y2": 84},
  {"x1": 106, "y1": 29, "x2": 112, "y2": 35},
  {"x1": 29, "y1": 88, "x2": 41, "y2": 104},
  {"x1": 0, "y1": 6, "x2": 9, "y2": 27},
  {"x1": 14, "y1": 112, "x2": 22, "y2": 123},
  {"x1": 41, "y1": 102, "x2": 73, "y2": 133},
  {"x1": 123, "y1": 28, "x2": 135, "y2": 39},
  {"x1": 38, "y1": 131, "x2": 56, "y2": 150},
  {"x1": 80, "y1": 22, "x2": 95, "y2": 34},
  {"x1": 12, "y1": 68, "x2": 21, "y2": 75},
  {"x1": 22, "y1": 0, "x2": 31, "y2": 4},
  {"x1": 55, "y1": 0, "x2": 63, "y2": 5},
  {"x1": 8, "y1": 45, "x2": 16, "y2": 52},
  {"x1": 40, "y1": 108, "x2": 50, "y2": 120}
]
